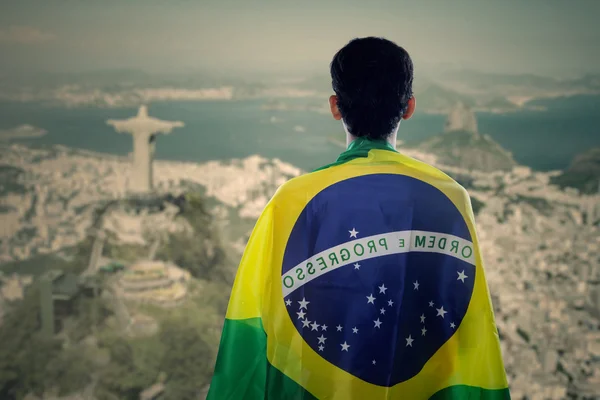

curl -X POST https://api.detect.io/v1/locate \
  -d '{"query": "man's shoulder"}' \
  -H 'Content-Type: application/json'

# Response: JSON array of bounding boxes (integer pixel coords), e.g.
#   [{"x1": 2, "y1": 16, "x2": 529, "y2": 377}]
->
[
  {"x1": 271, "y1": 153, "x2": 468, "y2": 205},
  {"x1": 390, "y1": 151, "x2": 469, "y2": 193}
]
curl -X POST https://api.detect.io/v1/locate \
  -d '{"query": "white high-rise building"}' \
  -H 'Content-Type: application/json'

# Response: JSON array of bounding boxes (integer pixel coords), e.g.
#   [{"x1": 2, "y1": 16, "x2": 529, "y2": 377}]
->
[{"x1": 107, "y1": 105, "x2": 184, "y2": 193}]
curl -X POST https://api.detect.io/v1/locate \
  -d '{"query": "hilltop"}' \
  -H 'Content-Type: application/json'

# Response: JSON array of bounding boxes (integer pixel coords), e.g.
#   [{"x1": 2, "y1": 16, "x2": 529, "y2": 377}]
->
[
  {"x1": 416, "y1": 102, "x2": 517, "y2": 172},
  {"x1": 0, "y1": 188, "x2": 233, "y2": 399},
  {"x1": 0, "y1": 143, "x2": 301, "y2": 399},
  {"x1": 551, "y1": 147, "x2": 600, "y2": 194}
]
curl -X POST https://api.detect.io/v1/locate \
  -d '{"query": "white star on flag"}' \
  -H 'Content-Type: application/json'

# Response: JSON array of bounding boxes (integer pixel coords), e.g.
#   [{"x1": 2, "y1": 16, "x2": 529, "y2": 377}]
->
[
  {"x1": 321, "y1": 324, "x2": 328, "y2": 331},
  {"x1": 298, "y1": 298, "x2": 310, "y2": 309},
  {"x1": 450, "y1": 322, "x2": 456, "y2": 329},
  {"x1": 354, "y1": 263, "x2": 361, "y2": 270},
  {"x1": 366, "y1": 294, "x2": 376, "y2": 304},
  {"x1": 436, "y1": 306, "x2": 448, "y2": 318},
  {"x1": 388, "y1": 299, "x2": 394, "y2": 307},
  {"x1": 317, "y1": 335, "x2": 327, "y2": 344},
  {"x1": 429, "y1": 301, "x2": 434, "y2": 307},
  {"x1": 311, "y1": 321, "x2": 319, "y2": 331},
  {"x1": 352, "y1": 327, "x2": 359, "y2": 334},
  {"x1": 318, "y1": 345, "x2": 324, "y2": 352},
  {"x1": 349, "y1": 228, "x2": 359, "y2": 238},
  {"x1": 336, "y1": 325, "x2": 343, "y2": 332},
  {"x1": 406, "y1": 335, "x2": 414, "y2": 347},
  {"x1": 378, "y1": 284, "x2": 387, "y2": 294},
  {"x1": 421, "y1": 327, "x2": 427, "y2": 336},
  {"x1": 457, "y1": 270, "x2": 468, "y2": 283},
  {"x1": 380, "y1": 308, "x2": 386, "y2": 315},
  {"x1": 302, "y1": 319, "x2": 311, "y2": 328},
  {"x1": 413, "y1": 281, "x2": 420, "y2": 290},
  {"x1": 420, "y1": 314, "x2": 426, "y2": 323},
  {"x1": 285, "y1": 299, "x2": 291, "y2": 306},
  {"x1": 374, "y1": 318, "x2": 382, "y2": 328},
  {"x1": 341, "y1": 342, "x2": 350, "y2": 351},
  {"x1": 297, "y1": 310, "x2": 306, "y2": 319},
  {"x1": 372, "y1": 360, "x2": 376, "y2": 365}
]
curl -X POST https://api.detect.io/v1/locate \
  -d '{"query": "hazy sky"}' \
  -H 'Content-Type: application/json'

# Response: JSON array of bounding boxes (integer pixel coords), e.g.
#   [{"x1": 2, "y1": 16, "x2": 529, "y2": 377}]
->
[{"x1": 1, "y1": 0, "x2": 598, "y2": 77}]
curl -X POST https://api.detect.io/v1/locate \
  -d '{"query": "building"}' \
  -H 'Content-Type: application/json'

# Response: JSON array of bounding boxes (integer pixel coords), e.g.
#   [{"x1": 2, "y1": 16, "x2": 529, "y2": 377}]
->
[{"x1": 114, "y1": 260, "x2": 190, "y2": 307}]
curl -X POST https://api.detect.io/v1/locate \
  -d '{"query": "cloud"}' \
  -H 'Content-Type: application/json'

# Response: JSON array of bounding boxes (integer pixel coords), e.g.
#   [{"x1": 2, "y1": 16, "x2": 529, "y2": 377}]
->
[{"x1": 0, "y1": 26, "x2": 55, "y2": 44}]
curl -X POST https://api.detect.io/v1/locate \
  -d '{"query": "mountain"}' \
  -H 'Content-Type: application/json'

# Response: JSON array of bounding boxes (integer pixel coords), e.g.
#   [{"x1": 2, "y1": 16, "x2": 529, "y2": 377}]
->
[
  {"x1": 572, "y1": 73, "x2": 600, "y2": 89},
  {"x1": 526, "y1": 94, "x2": 600, "y2": 114},
  {"x1": 444, "y1": 102, "x2": 478, "y2": 133},
  {"x1": 441, "y1": 70, "x2": 563, "y2": 90},
  {"x1": 3, "y1": 68, "x2": 596, "y2": 115},
  {"x1": 481, "y1": 96, "x2": 521, "y2": 113},
  {"x1": 295, "y1": 74, "x2": 331, "y2": 92},
  {"x1": 439, "y1": 69, "x2": 600, "y2": 92},
  {"x1": 416, "y1": 103, "x2": 517, "y2": 172},
  {"x1": 414, "y1": 83, "x2": 477, "y2": 113},
  {"x1": 435, "y1": 69, "x2": 600, "y2": 110},
  {"x1": 551, "y1": 147, "x2": 600, "y2": 194}
]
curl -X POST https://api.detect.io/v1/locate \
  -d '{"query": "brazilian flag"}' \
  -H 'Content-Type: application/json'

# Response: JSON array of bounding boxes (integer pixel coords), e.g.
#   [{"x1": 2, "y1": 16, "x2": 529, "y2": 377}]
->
[{"x1": 207, "y1": 138, "x2": 510, "y2": 399}]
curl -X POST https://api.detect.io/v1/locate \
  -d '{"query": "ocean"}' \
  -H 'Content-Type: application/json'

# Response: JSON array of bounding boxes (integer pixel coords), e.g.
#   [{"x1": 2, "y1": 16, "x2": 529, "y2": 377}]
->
[{"x1": 0, "y1": 95, "x2": 598, "y2": 172}]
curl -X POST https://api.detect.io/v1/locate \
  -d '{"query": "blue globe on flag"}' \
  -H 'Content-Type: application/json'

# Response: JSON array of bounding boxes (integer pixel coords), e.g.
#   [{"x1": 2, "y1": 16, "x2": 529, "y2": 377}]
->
[{"x1": 281, "y1": 174, "x2": 476, "y2": 386}]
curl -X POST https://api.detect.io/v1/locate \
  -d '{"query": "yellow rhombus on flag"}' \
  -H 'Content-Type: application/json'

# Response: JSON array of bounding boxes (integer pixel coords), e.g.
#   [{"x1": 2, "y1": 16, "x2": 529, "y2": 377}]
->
[{"x1": 208, "y1": 138, "x2": 511, "y2": 400}]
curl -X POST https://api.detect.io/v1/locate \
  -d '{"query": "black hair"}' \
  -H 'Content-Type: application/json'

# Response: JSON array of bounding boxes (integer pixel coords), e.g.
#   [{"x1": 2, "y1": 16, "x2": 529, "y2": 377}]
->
[{"x1": 330, "y1": 37, "x2": 414, "y2": 140}]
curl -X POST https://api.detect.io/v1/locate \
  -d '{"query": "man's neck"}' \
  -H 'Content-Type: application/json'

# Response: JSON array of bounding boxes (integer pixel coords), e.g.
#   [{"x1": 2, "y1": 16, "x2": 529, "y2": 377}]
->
[
  {"x1": 343, "y1": 120, "x2": 399, "y2": 150},
  {"x1": 346, "y1": 133, "x2": 397, "y2": 150},
  {"x1": 346, "y1": 134, "x2": 396, "y2": 149}
]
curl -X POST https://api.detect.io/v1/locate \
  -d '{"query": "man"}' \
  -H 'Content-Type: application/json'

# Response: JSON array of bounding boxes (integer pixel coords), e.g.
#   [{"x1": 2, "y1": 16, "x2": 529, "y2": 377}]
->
[{"x1": 208, "y1": 37, "x2": 510, "y2": 400}]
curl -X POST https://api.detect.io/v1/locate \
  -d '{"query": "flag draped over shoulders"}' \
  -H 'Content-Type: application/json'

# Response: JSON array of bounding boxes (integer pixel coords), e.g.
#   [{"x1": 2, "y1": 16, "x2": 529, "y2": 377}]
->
[{"x1": 207, "y1": 138, "x2": 510, "y2": 400}]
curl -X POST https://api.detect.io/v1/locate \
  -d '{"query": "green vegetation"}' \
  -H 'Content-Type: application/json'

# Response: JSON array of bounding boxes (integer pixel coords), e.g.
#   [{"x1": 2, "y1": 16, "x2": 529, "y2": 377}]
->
[
  {"x1": 0, "y1": 192, "x2": 232, "y2": 399},
  {"x1": 103, "y1": 240, "x2": 148, "y2": 263},
  {"x1": 0, "y1": 205, "x2": 15, "y2": 213},
  {"x1": 515, "y1": 195, "x2": 554, "y2": 217},
  {"x1": 11, "y1": 227, "x2": 38, "y2": 247},
  {"x1": 95, "y1": 315, "x2": 213, "y2": 400},
  {"x1": 417, "y1": 130, "x2": 517, "y2": 172},
  {"x1": 0, "y1": 283, "x2": 94, "y2": 399},
  {"x1": 551, "y1": 147, "x2": 600, "y2": 194},
  {"x1": 45, "y1": 345, "x2": 95, "y2": 396},
  {"x1": 95, "y1": 335, "x2": 164, "y2": 399},
  {"x1": 0, "y1": 254, "x2": 67, "y2": 277},
  {"x1": 92, "y1": 275, "x2": 226, "y2": 399},
  {"x1": 100, "y1": 261, "x2": 125, "y2": 273},
  {"x1": 156, "y1": 193, "x2": 229, "y2": 282},
  {"x1": 0, "y1": 165, "x2": 27, "y2": 195},
  {"x1": 470, "y1": 196, "x2": 486, "y2": 216},
  {"x1": 158, "y1": 316, "x2": 213, "y2": 399}
]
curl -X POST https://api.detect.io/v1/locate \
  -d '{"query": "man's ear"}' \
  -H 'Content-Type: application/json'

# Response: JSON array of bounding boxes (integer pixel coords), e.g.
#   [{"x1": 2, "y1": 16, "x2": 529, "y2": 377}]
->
[
  {"x1": 402, "y1": 96, "x2": 416, "y2": 120},
  {"x1": 329, "y1": 95, "x2": 343, "y2": 120}
]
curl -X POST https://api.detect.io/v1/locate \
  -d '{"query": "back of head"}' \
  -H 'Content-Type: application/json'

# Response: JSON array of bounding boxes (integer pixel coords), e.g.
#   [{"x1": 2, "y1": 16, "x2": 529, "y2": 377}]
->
[{"x1": 330, "y1": 37, "x2": 414, "y2": 140}]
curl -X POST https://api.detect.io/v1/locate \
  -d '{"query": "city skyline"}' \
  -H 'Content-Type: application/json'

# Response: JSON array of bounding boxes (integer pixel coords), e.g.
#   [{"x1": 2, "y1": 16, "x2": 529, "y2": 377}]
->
[{"x1": 1, "y1": 0, "x2": 599, "y2": 78}]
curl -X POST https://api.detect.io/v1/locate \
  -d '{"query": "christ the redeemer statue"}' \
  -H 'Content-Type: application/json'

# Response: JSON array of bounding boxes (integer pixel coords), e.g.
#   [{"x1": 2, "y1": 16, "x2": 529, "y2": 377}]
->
[{"x1": 107, "y1": 105, "x2": 184, "y2": 193}]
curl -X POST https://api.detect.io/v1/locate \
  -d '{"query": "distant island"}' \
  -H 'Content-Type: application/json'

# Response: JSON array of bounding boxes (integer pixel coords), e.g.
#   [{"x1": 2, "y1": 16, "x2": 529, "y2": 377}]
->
[{"x1": 415, "y1": 102, "x2": 517, "y2": 172}]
